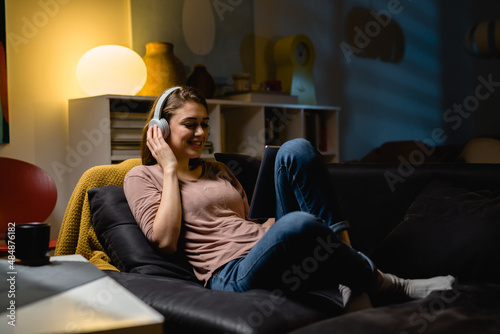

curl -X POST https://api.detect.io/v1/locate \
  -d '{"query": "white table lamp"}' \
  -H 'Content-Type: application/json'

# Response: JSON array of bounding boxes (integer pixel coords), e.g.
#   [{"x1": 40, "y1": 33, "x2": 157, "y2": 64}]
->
[{"x1": 77, "y1": 45, "x2": 147, "y2": 96}]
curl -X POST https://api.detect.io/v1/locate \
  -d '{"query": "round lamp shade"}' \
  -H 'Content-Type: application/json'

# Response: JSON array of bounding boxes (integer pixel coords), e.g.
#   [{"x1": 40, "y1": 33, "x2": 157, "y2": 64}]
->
[{"x1": 77, "y1": 45, "x2": 147, "y2": 95}]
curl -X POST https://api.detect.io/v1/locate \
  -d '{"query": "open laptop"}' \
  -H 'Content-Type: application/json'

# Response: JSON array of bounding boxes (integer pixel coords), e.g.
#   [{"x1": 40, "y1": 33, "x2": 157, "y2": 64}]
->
[{"x1": 248, "y1": 145, "x2": 280, "y2": 219}]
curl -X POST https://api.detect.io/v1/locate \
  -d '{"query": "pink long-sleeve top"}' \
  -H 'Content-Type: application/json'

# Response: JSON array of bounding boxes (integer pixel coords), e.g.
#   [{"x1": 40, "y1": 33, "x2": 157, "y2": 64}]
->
[{"x1": 124, "y1": 161, "x2": 268, "y2": 285}]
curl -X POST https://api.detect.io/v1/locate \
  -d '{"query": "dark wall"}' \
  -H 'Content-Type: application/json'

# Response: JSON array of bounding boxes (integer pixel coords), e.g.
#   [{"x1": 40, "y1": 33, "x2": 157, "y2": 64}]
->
[
  {"x1": 468, "y1": 2, "x2": 500, "y2": 139},
  {"x1": 130, "y1": 0, "x2": 500, "y2": 161}
]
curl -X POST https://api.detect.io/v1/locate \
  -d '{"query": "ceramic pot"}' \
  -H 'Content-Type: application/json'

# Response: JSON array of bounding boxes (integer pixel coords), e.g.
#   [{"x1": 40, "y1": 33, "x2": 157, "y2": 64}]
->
[
  {"x1": 232, "y1": 73, "x2": 251, "y2": 92},
  {"x1": 186, "y1": 64, "x2": 216, "y2": 98},
  {"x1": 137, "y1": 42, "x2": 186, "y2": 96}
]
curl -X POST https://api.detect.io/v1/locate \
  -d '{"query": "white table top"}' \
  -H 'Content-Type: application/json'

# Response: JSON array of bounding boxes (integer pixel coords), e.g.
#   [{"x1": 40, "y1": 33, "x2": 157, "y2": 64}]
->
[{"x1": 0, "y1": 255, "x2": 164, "y2": 334}]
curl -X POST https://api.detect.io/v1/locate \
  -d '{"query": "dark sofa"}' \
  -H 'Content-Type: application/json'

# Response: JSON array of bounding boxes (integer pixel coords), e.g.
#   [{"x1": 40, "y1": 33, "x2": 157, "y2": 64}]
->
[{"x1": 87, "y1": 153, "x2": 500, "y2": 334}]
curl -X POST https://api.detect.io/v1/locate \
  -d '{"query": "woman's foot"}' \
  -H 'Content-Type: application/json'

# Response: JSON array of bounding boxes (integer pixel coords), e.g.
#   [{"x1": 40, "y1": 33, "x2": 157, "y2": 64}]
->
[{"x1": 376, "y1": 271, "x2": 455, "y2": 300}]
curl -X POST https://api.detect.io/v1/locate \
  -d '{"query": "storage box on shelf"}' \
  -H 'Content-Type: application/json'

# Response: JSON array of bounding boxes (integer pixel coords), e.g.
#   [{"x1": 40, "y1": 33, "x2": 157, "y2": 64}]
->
[{"x1": 68, "y1": 94, "x2": 340, "y2": 190}]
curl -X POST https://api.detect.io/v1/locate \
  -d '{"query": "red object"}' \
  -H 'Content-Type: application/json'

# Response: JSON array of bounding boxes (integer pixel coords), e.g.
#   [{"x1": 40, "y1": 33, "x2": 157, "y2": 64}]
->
[
  {"x1": 0, "y1": 157, "x2": 58, "y2": 253},
  {"x1": 264, "y1": 80, "x2": 282, "y2": 92}
]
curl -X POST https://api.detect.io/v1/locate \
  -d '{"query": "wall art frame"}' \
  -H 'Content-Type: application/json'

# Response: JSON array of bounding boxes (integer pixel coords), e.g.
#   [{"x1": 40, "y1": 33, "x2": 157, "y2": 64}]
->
[{"x1": 0, "y1": 0, "x2": 9, "y2": 144}]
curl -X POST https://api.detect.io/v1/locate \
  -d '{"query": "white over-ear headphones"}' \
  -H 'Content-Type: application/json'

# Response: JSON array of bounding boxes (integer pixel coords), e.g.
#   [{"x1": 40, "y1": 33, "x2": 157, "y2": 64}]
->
[{"x1": 148, "y1": 86, "x2": 182, "y2": 139}]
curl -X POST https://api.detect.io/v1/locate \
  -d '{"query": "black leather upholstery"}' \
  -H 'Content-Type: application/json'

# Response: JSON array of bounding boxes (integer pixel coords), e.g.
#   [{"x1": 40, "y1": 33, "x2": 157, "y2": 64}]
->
[
  {"x1": 326, "y1": 163, "x2": 500, "y2": 255},
  {"x1": 88, "y1": 185, "x2": 198, "y2": 282},
  {"x1": 87, "y1": 158, "x2": 500, "y2": 334}
]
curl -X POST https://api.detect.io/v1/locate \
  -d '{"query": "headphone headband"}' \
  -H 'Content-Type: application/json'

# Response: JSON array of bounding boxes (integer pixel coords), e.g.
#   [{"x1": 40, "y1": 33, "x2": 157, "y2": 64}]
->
[
  {"x1": 149, "y1": 86, "x2": 182, "y2": 139},
  {"x1": 152, "y1": 86, "x2": 182, "y2": 121}
]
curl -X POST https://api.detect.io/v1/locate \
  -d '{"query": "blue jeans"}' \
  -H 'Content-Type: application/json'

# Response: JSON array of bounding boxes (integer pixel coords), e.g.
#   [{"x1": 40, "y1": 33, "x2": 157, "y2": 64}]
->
[{"x1": 209, "y1": 139, "x2": 377, "y2": 293}]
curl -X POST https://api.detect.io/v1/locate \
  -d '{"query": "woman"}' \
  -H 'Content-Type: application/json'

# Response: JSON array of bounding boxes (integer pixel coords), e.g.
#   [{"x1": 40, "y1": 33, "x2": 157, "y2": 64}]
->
[{"x1": 124, "y1": 86, "x2": 454, "y2": 308}]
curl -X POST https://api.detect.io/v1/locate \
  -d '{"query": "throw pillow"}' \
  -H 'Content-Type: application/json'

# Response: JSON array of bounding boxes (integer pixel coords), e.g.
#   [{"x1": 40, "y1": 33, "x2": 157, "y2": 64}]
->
[
  {"x1": 371, "y1": 178, "x2": 500, "y2": 284},
  {"x1": 88, "y1": 185, "x2": 199, "y2": 283}
]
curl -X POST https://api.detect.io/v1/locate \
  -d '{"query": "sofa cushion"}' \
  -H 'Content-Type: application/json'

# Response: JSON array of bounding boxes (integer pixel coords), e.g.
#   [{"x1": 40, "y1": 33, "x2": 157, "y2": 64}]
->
[
  {"x1": 88, "y1": 185, "x2": 200, "y2": 283},
  {"x1": 371, "y1": 178, "x2": 500, "y2": 283},
  {"x1": 107, "y1": 271, "x2": 341, "y2": 334}
]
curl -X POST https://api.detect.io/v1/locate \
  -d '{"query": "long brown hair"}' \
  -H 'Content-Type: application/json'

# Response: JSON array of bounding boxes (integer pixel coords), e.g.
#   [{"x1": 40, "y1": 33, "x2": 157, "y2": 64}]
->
[{"x1": 141, "y1": 86, "x2": 209, "y2": 167}]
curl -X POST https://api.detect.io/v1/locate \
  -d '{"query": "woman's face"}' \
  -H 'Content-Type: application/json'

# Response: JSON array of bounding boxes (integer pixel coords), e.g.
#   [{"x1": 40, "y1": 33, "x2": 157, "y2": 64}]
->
[{"x1": 166, "y1": 101, "x2": 209, "y2": 160}]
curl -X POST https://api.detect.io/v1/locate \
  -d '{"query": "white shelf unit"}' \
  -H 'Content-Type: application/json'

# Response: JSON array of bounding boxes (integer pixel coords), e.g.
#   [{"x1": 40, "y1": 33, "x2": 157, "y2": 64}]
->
[{"x1": 68, "y1": 95, "x2": 340, "y2": 189}]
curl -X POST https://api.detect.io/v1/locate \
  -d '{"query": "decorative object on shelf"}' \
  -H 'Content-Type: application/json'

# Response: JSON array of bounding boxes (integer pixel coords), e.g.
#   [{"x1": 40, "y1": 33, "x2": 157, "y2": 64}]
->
[
  {"x1": 76, "y1": 45, "x2": 147, "y2": 96},
  {"x1": 465, "y1": 21, "x2": 500, "y2": 57},
  {"x1": 343, "y1": 7, "x2": 405, "y2": 63},
  {"x1": 274, "y1": 34, "x2": 317, "y2": 105},
  {"x1": 186, "y1": 64, "x2": 216, "y2": 98},
  {"x1": 232, "y1": 73, "x2": 251, "y2": 92},
  {"x1": 182, "y1": 0, "x2": 215, "y2": 55},
  {"x1": 222, "y1": 92, "x2": 298, "y2": 104},
  {"x1": 263, "y1": 80, "x2": 282, "y2": 92},
  {"x1": 137, "y1": 42, "x2": 186, "y2": 96}
]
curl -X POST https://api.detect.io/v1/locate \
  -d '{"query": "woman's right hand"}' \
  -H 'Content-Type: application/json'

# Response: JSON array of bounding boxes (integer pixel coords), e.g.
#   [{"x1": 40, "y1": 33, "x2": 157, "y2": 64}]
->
[
  {"x1": 146, "y1": 125, "x2": 178, "y2": 171},
  {"x1": 146, "y1": 125, "x2": 183, "y2": 254}
]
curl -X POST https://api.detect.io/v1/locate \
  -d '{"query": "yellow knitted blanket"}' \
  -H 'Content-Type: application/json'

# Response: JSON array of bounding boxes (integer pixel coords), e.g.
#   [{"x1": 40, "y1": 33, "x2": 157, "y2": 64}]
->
[{"x1": 55, "y1": 158, "x2": 142, "y2": 271}]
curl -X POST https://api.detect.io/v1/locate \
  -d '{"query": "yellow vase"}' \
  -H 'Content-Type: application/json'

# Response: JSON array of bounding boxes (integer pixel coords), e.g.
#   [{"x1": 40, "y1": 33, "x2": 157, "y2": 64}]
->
[{"x1": 137, "y1": 42, "x2": 186, "y2": 96}]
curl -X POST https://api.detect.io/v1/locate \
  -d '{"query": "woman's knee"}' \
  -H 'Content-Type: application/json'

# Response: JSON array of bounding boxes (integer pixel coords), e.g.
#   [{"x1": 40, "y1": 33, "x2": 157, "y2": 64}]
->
[
  {"x1": 281, "y1": 138, "x2": 312, "y2": 151},
  {"x1": 276, "y1": 211, "x2": 327, "y2": 236},
  {"x1": 276, "y1": 139, "x2": 318, "y2": 169},
  {"x1": 278, "y1": 138, "x2": 314, "y2": 158}
]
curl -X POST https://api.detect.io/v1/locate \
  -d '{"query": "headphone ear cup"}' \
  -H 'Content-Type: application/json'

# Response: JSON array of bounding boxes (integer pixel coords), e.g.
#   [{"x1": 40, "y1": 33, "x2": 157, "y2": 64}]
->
[
  {"x1": 159, "y1": 118, "x2": 170, "y2": 139},
  {"x1": 148, "y1": 118, "x2": 161, "y2": 130},
  {"x1": 150, "y1": 86, "x2": 180, "y2": 139}
]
